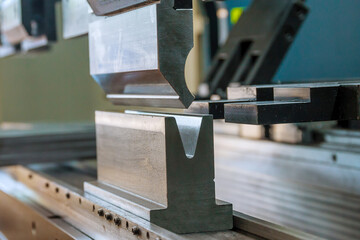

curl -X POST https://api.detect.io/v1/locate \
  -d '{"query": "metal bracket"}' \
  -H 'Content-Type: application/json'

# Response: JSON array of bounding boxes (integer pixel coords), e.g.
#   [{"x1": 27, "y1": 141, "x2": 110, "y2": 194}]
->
[
  {"x1": 84, "y1": 111, "x2": 233, "y2": 233},
  {"x1": 200, "y1": 0, "x2": 309, "y2": 98}
]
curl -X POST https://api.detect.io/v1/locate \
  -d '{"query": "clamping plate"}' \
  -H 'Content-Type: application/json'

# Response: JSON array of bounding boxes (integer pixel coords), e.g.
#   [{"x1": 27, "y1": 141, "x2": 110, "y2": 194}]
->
[{"x1": 84, "y1": 111, "x2": 233, "y2": 233}]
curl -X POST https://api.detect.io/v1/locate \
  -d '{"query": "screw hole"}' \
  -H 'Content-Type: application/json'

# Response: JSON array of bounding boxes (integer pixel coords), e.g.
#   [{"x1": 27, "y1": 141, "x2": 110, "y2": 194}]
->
[
  {"x1": 332, "y1": 154, "x2": 337, "y2": 162},
  {"x1": 114, "y1": 217, "x2": 121, "y2": 226},
  {"x1": 45, "y1": 183, "x2": 49, "y2": 188},
  {"x1": 132, "y1": 226, "x2": 140, "y2": 235},
  {"x1": 296, "y1": 7, "x2": 306, "y2": 20},
  {"x1": 31, "y1": 221, "x2": 36, "y2": 235},
  {"x1": 92, "y1": 205, "x2": 95, "y2": 212},
  {"x1": 78, "y1": 198, "x2": 82, "y2": 204},
  {"x1": 66, "y1": 193, "x2": 71, "y2": 199},
  {"x1": 126, "y1": 221, "x2": 129, "y2": 229},
  {"x1": 55, "y1": 187, "x2": 59, "y2": 193},
  {"x1": 28, "y1": 174, "x2": 33, "y2": 179},
  {"x1": 284, "y1": 26, "x2": 295, "y2": 42},
  {"x1": 97, "y1": 209, "x2": 105, "y2": 217},
  {"x1": 105, "y1": 212, "x2": 113, "y2": 221},
  {"x1": 147, "y1": 232, "x2": 150, "y2": 239}
]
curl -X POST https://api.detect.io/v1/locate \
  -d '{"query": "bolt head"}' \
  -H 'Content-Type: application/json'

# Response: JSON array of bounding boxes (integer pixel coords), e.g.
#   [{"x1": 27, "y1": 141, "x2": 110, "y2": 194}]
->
[
  {"x1": 105, "y1": 212, "x2": 113, "y2": 221},
  {"x1": 132, "y1": 226, "x2": 140, "y2": 235},
  {"x1": 97, "y1": 208, "x2": 104, "y2": 217},
  {"x1": 114, "y1": 217, "x2": 121, "y2": 226}
]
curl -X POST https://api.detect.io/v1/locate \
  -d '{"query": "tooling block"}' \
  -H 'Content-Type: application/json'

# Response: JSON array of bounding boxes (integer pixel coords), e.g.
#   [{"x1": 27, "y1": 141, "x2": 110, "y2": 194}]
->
[{"x1": 84, "y1": 111, "x2": 233, "y2": 233}]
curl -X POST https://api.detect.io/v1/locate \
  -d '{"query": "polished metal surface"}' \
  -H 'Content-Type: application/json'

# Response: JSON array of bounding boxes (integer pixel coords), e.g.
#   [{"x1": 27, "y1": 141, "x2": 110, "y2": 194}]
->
[
  {"x1": 214, "y1": 133, "x2": 360, "y2": 240},
  {"x1": 62, "y1": 0, "x2": 89, "y2": 39},
  {"x1": 227, "y1": 86, "x2": 274, "y2": 101},
  {"x1": 85, "y1": 111, "x2": 233, "y2": 233},
  {"x1": 185, "y1": 100, "x2": 241, "y2": 119},
  {"x1": 89, "y1": 0, "x2": 194, "y2": 108}
]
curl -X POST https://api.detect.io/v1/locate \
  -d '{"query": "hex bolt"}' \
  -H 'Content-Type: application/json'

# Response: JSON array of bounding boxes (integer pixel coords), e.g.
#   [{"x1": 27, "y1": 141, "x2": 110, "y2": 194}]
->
[
  {"x1": 132, "y1": 226, "x2": 140, "y2": 235},
  {"x1": 105, "y1": 212, "x2": 113, "y2": 221},
  {"x1": 114, "y1": 217, "x2": 121, "y2": 226},
  {"x1": 284, "y1": 32, "x2": 294, "y2": 42},
  {"x1": 97, "y1": 209, "x2": 105, "y2": 217},
  {"x1": 296, "y1": 8, "x2": 306, "y2": 21}
]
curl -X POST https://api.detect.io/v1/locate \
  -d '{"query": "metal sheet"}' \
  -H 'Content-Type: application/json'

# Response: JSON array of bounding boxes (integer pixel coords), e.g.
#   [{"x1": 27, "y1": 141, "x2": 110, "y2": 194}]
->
[{"x1": 185, "y1": 100, "x2": 242, "y2": 119}]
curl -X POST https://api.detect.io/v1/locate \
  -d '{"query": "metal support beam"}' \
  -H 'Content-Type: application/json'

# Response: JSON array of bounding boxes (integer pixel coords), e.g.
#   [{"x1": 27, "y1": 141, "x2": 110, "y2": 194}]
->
[{"x1": 200, "y1": 0, "x2": 308, "y2": 98}]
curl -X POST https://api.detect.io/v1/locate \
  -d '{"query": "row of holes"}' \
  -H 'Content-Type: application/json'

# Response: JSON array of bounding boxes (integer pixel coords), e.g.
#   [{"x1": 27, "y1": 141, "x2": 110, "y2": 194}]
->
[
  {"x1": 28, "y1": 173, "x2": 154, "y2": 240},
  {"x1": 93, "y1": 205, "x2": 152, "y2": 239}
]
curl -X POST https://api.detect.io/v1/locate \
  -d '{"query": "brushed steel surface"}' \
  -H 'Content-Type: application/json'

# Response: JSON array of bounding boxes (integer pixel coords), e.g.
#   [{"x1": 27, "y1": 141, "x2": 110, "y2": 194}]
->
[
  {"x1": 233, "y1": 211, "x2": 324, "y2": 240},
  {"x1": 89, "y1": 0, "x2": 194, "y2": 108},
  {"x1": 62, "y1": 0, "x2": 90, "y2": 39},
  {"x1": 214, "y1": 132, "x2": 360, "y2": 240},
  {"x1": 85, "y1": 111, "x2": 233, "y2": 233},
  {"x1": 94, "y1": 111, "x2": 167, "y2": 206}
]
